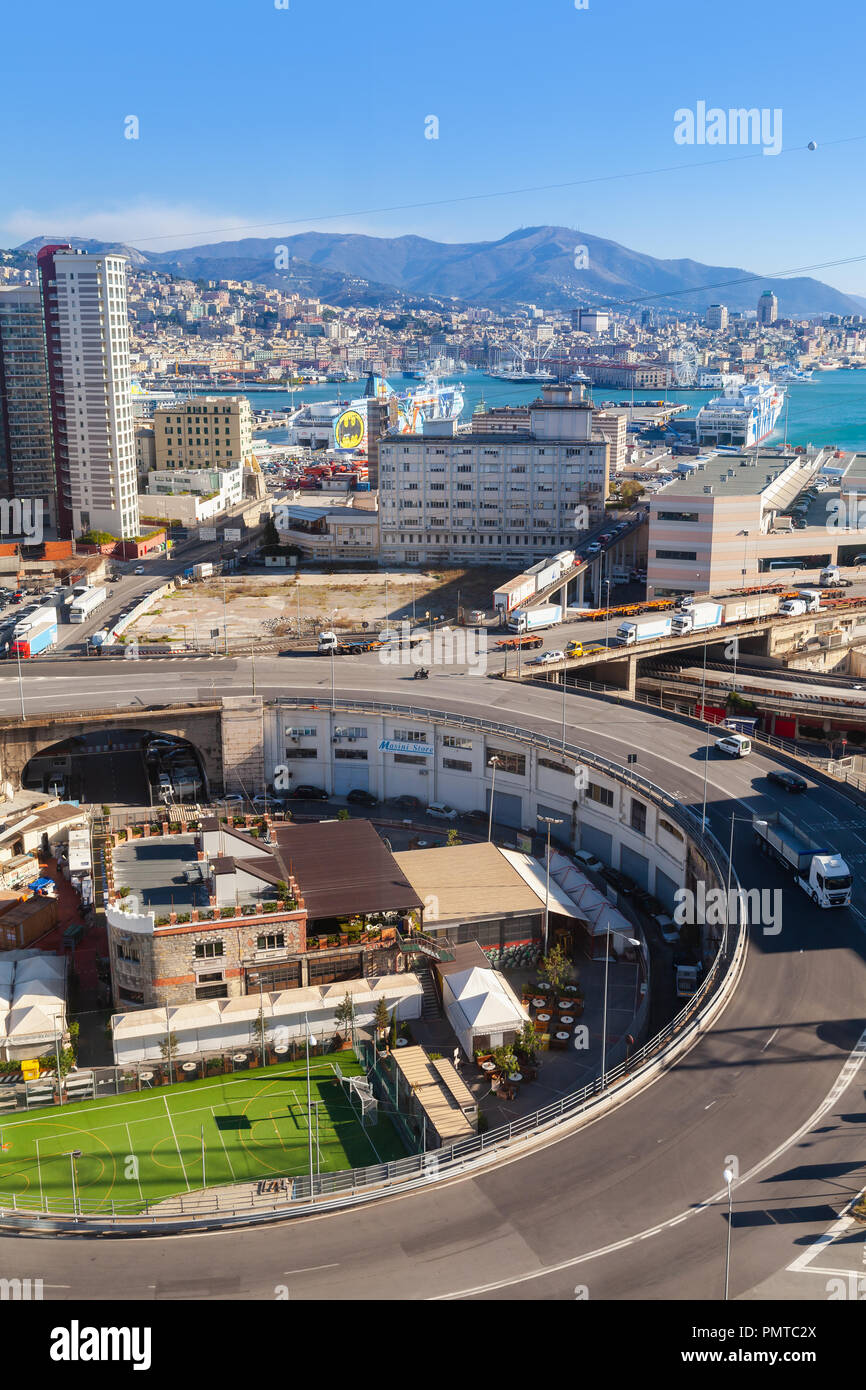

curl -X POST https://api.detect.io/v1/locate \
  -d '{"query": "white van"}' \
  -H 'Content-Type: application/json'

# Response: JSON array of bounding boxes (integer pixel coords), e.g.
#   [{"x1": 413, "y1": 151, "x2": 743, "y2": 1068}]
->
[{"x1": 715, "y1": 733, "x2": 752, "y2": 758}]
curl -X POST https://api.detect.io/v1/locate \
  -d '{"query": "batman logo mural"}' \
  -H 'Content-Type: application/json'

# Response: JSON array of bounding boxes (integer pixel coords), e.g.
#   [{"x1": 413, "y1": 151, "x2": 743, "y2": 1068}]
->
[{"x1": 333, "y1": 408, "x2": 365, "y2": 450}]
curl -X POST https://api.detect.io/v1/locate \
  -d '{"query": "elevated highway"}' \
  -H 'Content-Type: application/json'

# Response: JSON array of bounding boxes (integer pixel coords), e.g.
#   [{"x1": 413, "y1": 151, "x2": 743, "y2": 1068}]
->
[{"x1": 0, "y1": 653, "x2": 863, "y2": 1300}]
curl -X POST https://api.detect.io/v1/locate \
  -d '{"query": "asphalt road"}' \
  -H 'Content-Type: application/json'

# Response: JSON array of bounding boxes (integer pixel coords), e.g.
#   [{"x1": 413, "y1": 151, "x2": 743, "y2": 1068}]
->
[{"x1": 0, "y1": 654, "x2": 863, "y2": 1301}]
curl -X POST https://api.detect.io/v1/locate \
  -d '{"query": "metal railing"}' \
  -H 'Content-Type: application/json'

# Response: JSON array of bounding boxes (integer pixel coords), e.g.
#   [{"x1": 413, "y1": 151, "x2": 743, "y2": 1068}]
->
[{"x1": 0, "y1": 697, "x2": 746, "y2": 1229}]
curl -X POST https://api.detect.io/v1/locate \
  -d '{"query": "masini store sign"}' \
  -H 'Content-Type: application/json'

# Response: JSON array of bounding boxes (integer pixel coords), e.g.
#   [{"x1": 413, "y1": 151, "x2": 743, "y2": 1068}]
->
[{"x1": 378, "y1": 739, "x2": 434, "y2": 756}]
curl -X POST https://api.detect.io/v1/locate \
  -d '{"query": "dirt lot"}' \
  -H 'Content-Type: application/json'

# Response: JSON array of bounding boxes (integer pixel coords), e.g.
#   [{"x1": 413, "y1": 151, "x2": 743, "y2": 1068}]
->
[{"x1": 129, "y1": 566, "x2": 515, "y2": 645}]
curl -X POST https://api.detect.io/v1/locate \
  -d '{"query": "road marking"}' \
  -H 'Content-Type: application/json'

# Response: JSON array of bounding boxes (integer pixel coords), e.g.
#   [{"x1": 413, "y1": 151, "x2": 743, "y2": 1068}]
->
[
  {"x1": 281, "y1": 1263, "x2": 340, "y2": 1274},
  {"x1": 163, "y1": 1096, "x2": 191, "y2": 1191},
  {"x1": 761, "y1": 1027, "x2": 779, "y2": 1052},
  {"x1": 431, "y1": 1025, "x2": 866, "y2": 1299}
]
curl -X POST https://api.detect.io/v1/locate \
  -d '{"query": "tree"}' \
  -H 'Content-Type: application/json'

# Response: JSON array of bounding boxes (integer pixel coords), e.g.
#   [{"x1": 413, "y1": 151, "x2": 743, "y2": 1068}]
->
[
  {"x1": 445, "y1": 828, "x2": 462, "y2": 846},
  {"x1": 334, "y1": 992, "x2": 355, "y2": 1037},
  {"x1": 388, "y1": 1008, "x2": 398, "y2": 1049},
  {"x1": 539, "y1": 943, "x2": 571, "y2": 995},
  {"x1": 619, "y1": 480, "x2": 645, "y2": 508},
  {"x1": 373, "y1": 996, "x2": 390, "y2": 1040},
  {"x1": 517, "y1": 1019, "x2": 539, "y2": 1060},
  {"x1": 337, "y1": 807, "x2": 350, "y2": 821}
]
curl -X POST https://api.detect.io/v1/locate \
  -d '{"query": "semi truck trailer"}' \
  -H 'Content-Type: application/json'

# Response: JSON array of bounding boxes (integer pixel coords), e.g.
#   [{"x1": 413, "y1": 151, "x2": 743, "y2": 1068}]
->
[
  {"x1": 753, "y1": 811, "x2": 853, "y2": 907},
  {"x1": 507, "y1": 603, "x2": 562, "y2": 634},
  {"x1": 670, "y1": 602, "x2": 723, "y2": 636},
  {"x1": 11, "y1": 618, "x2": 58, "y2": 658},
  {"x1": 614, "y1": 615, "x2": 673, "y2": 646}
]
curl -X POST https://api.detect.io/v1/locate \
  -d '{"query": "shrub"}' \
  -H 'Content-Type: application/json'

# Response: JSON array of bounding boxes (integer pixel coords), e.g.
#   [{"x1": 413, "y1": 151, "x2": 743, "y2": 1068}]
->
[{"x1": 477, "y1": 1111, "x2": 489, "y2": 1133}]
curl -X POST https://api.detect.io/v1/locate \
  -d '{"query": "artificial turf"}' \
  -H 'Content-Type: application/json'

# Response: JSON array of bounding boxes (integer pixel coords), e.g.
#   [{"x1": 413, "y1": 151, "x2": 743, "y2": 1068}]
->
[{"x1": 0, "y1": 1053, "x2": 406, "y2": 1214}]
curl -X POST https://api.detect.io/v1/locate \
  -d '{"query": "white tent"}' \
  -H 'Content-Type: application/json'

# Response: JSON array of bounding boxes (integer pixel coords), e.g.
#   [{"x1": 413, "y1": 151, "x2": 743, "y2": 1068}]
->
[
  {"x1": 442, "y1": 965, "x2": 528, "y2": 1058},
  {"x1": 549, "y1": 852, "x2": 638, "y2": 953}
]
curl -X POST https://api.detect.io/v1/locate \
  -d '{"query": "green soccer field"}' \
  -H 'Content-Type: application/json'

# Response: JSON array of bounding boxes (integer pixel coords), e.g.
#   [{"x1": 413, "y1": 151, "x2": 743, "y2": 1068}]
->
[{"x1": 0, "y1": 1054, "x2": 407, "y2": 1215}]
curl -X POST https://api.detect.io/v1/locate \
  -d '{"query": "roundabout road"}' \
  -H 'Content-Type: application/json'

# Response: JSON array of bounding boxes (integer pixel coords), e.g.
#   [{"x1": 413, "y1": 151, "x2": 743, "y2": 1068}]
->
[{"x1": 1, "y1": 653, "x2": 864, "y2": 1301}]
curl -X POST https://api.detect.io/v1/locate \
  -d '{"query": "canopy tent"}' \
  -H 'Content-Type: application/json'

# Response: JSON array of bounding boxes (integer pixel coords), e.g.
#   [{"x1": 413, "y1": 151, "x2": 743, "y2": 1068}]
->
[
  {"x1": 442, "y1": 965, "x2": 528, "y2": 1059},
  {"x1": 549, "y1": 852, "x2": 638, "y2": 953}
]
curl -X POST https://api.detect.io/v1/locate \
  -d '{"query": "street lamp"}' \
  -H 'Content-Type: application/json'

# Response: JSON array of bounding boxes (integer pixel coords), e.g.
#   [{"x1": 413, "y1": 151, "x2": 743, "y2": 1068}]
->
[
  {"x1": 603, "y1": 576, "x2": 611, "y2": 650},
  {"x1": 486, "y1": 756, "x2": 501, "y2": 843},
  {"x1": 600, "y1": 932, "x2": 640, "y2": 1087},
  {"x1": 700, "y1": 637, "x2": 711, "y2": 831},
  {"x1": 537, "y1": 815, "x2": 564, "y2": 956},
  {"x1": 723, "y1": 1165, "x2": 735, "y2": 1299},
  {"x1": 249, "y1": 972, "x2": 266, "y2": 1067}
]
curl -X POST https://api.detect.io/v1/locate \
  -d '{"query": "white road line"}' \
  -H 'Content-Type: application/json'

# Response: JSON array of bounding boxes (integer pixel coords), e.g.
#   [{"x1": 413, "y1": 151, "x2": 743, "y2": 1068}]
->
[
  {"x1": 431, "y1": 1025, "x2": 866, "y2": 1300},
  {"x1": 163, "y1": 1096, "x2": 191, "y2": 1191},
  {"x1": 281, "y1": 1263, "x2": 340, "y2": 1274},
  {"x1": 761, "y1": 1027, "x2": 780, "y2": 1052}
]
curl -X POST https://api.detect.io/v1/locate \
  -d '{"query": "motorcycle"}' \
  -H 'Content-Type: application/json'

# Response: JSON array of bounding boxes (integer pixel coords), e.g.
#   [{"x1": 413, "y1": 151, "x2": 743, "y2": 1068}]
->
[{"x1": 413, "y1": 668, "x2": 429, "y2": 680}]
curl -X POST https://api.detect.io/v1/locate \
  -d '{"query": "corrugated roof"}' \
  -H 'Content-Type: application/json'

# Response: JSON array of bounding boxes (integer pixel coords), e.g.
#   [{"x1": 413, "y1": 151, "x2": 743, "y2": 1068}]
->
[
  {"x1": 274, "y1": 820, "x2": 423, "y2": 920},
  {"x1": 393, "y1": 843, "x2": 541, "y2": 921}
]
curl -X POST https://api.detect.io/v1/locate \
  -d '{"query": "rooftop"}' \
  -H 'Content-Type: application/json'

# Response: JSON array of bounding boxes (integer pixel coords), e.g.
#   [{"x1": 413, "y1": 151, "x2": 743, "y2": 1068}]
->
[
  {"x1": 655, "y1": 449, "x2": 805, "y2": 500},
  {"x1": 273, "y1": 820, "x2": 423, "y2": 921}
]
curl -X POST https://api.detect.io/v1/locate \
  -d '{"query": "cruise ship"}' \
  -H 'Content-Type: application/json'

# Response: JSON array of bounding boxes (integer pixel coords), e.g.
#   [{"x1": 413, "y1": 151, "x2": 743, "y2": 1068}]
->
[{"x1": 695, "y1": 380, "x2": 785, "y2": 449}]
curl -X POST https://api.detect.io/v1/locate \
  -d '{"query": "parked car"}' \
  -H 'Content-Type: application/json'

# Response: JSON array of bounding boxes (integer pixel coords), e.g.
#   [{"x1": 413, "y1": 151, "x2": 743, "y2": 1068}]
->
[
  {"x1": 427, "y1": 802, "x2": 458, "y2": 820},
  {"x1": 133, "y1": 565, "x2": 145, "y2": 575},
  {"x1": 462, "y1": 809, "x2": 489, "y2": 824},
  {"x1": 652, "y1": 912, "x2": 680, "y2": 945},
  {"x1": 766, "y1": 769, "x2": 807, "y2": 793},
  {"x1": 182, "y1": 865, "x2": 204, "y2": 885},
  {"x1": 539, "y1": 649, "x2": 566, "y2": 664},
  {"x1": 390, "y1": 794, "x2": 422, "y2": 811},
  {"x1": 346, "y1": 788, "x2": 378, "y2": 806},
  {"x1": 219, "y1": 793, "x2": 244, "y2": 805},
  {"x1": 291, "y1": 785, "x2": 328, "y2": 801},
  {"x1": 574, "y1": 849, "x2": 603, "y2": 872}
]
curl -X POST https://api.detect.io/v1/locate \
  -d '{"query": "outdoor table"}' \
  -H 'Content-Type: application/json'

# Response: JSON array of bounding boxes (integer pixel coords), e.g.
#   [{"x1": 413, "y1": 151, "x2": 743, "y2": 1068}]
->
[
  {"x1": 481, "y1": 1060, "x2": 497, "y2": 1072},
  {"x1": 559, "y1": 1014, "x2": 575, "y2": 1025},
  {"x1": 564, "y1": 984, "x2": 578, "y2": 993},
  {"x1": 555, "y1": 1031, "x2": 571, "y2": 1041},
  {"x1": 182, "y1": 1063, "x2": 196, "y2": 1072},
  {"x1": 536, "y1": 1012, "x2": 552, "y2": 1025},
  {"x1": 557, "y1": 999, "x2": 573, "y2": 1010},
  {"x1": 232, "y1": 1053, "x2": 247, "y2": 1062},
  {"x1": 395, "y1": 1038, "x2": 408, "y2": 1047},
  {"x1": 273, "y1": 1045, "x2": 289, "y2": 1055},
  {"x1": 507, "y1": 1072, "x2": 523, "y2": 1083},
  {"x1": 531, "y1": 997, "x2": 546, "y2": 1009}
]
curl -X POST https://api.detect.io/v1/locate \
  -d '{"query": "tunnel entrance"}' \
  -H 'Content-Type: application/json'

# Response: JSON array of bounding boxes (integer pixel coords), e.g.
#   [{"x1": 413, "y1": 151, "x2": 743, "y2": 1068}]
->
[{"x1": 23, "y1": 730, "x2": 208, "y2": 807}]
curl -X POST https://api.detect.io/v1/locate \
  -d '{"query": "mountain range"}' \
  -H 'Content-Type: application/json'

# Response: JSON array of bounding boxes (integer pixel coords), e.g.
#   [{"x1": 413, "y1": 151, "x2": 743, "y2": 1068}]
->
[{"x1": 14, "y1": 226, "x2": 866, "y2": 317}]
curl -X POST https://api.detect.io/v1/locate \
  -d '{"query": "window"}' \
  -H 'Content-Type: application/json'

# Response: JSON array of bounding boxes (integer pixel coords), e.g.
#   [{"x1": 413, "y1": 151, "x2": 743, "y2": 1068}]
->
[
  {"x1": 257, "y1": 932, "x2": 285, "y2": 951},
  {"x1": 631, "y1": 799, "x2": 647, "y2": 835},
  {"x1": 443, "y1": 735, "x2": 473, "y2": 750},
  {"x1": 334, "y1": 726, "x2": 367, "y2": 739},
  {"x1": 655, "y1": 550, "x2": 697, "y2": 562},
  {"x1": 657, "y1": 511, "x2": 699, "y2": 523},
  {"x1": 196, "y1": 982, "x2": 228, "y2": 1000},
  {"x1": 486, "y1": 745, "x2": 526, "y2": 777},
  {"x1": 394, "y1": 753, "x2": 426, "y2": 765},
  {"x1": 539, "y1": 756, "x2": 572, "y2": 775},
  {"x1": 443, "y1": 757, "x2": 472, "y2": 772},
  {"x1": 659, "y1": 816, "x2": 684, "y2": 842},
  {"x1": 394, "y1": 728, "x2": 426, "y2": 743},
  {"x1": 284, "y1": 747, "x2": 318, "y2": 759},
  {"x1": 587, "y1": 782, "x2": 614, "y2": 808},
  {"x1": 335, "y1": 748, "x2": 368, "y2": 760},
  {"x1": 285, "y1": 726, "x2": 315, "y2": 737},
  {"x1": 194, "y1": 941, "x2": 224, "y2": 959}
]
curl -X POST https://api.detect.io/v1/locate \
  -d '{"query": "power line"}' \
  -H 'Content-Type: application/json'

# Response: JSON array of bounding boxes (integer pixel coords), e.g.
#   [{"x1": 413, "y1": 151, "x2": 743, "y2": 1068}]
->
[{"x1": 123, "y1": 135, "x2": 866, "y2": 250}]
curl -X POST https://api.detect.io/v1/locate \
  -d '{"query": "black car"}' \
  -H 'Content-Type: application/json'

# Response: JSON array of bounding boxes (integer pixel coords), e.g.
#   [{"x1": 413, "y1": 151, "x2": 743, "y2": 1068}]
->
[
  {"x1": 390, "y1": 794, "x2": 422, "y2": 811},
  {"x1": 346, "y1": 788, "x2": 378, "y2": 807},
  {"x1": 291, "y1": 785, "x2": 329, "y2": 801},
  {"x1": 462, "y1": 809, "x2": 489, "y2": 824},
  {"x1": 767, "y1": 770, "x2": 807, "y2": 793}
]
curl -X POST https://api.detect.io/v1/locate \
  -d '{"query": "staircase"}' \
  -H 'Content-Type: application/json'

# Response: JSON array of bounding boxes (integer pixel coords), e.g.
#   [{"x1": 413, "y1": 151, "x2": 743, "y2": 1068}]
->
[{"x1": 416, "y1": 961, "x2": 442, "y2": 1021}]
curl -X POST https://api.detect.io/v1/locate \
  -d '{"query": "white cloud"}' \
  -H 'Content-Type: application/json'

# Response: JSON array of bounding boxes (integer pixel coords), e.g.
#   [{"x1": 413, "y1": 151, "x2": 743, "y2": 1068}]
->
[{"x1": 2, "y1": 203, "x2": 249, "y2": 251}]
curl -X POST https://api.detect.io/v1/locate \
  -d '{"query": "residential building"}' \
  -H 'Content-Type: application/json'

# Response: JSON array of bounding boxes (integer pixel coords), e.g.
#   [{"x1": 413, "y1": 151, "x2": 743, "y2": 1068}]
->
[
  {"x1": 378, "y1": 383, "x2": 609, "y2": 565},
  {"x1": 706, "y1": 303, "x2": 729, "y2": 331},
  {"x1": 151, "y1": 395, "x2": 254, "y2": 470},
  {"x1": 37, "y1": 246, "x2": 139, "y2": 540},
  {"x1": 0, "y1": 285, "x2": 57, "y2": 529},
  {"x1": 757, "y1": 291, "x2": 778, "y2": 325}
]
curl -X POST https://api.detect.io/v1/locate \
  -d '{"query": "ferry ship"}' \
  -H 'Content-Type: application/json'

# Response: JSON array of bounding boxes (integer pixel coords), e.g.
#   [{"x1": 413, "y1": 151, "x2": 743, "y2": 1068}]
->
[
  {"x1": 696, "y1": 380, "x2": 785, "y2": 449},
  {"x1": 332, "y1": 373, "x2": 465, "y2": 451}
]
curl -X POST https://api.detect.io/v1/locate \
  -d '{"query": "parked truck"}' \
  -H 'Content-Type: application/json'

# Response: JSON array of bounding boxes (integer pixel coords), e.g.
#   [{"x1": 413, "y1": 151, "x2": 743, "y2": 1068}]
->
[
  {"x1": 614, "y1": 615, "x2": 673, "y2": 646},
  {"x1": 495, "y1": 633, "x2": 544, "y2": 651},
  {"x1": 183, "y1": 562, "x2": 215, "y2": 581},
  {"x1": 69, "y1": 585, "x2": 107, "y2": 623},
  {"x1": 507, "y1": 603, "x2": 562, "y2": 635},
  {"x1": 780, "y1": 589, "x2": 822, "y2": 617},
  {"x1": 719, "y1": 594, "x2": 781, "y2": 624},
  {"x1": 670, "y1": 602, "x2": 723, "y2": 636},
  {"x1": 819, "y1": 565, "x2": 852, "y2": 588},
  {"x1": 753, "y1": 811, "x2": 853, "y2": 907},
  {"x1": 494, "y1": 574, "x2": 537, "y2": 615},
  {"x1": 11, "y1": 617, "x2": 58, "y2": 658}
]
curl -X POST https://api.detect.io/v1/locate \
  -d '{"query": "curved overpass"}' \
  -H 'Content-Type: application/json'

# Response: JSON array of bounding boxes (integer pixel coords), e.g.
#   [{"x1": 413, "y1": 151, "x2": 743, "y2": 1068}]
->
[{"x1": 0, "y1": 653, "x2": 864, "y2": 1301}]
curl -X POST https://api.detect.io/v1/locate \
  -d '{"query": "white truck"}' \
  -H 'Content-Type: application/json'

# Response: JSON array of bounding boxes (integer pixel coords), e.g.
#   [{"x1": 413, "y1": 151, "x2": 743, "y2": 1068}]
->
[
  {"x1": 507, "y1": 603, "x2": 562, "y2": 635},
  {"x1": 69, "y1": 585, "x2": 107, "y2": 623},
  {"x1": 614, "y1": 615, "x2": 673, "y2": 646},
  {"x1": 780, "y1": 589, "x2": 822, "y2": 617},
  {"x1": 719, "y1": 594, "x2": 781, "y2": 624},
  {"x1": 671, "y1": 602, "x2": 723, "y2": 636},
  {"x1": 753, "y1": 811, "x2": 853, "y2": 907},
  {"x1": 819, "y1": 565, "x2": 852, "y2": 588}
]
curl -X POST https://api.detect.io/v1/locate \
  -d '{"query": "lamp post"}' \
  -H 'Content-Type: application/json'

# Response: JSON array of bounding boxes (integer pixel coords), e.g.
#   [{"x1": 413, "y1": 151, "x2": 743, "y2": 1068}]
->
[
  {"x1": 600, "y1": 932, "x2": 640, "y2": 1088},
  {"x1": 486, "y1": 756, "x2": 500, "y2": 843},
  {"x1": 603, "y1": 577, "x2": 611, "y2": 650},
  {"x1": 53, "y1": 1020, "x2": 64, "y2": 1107},
  {"x1": 723, "y1": 1165, "x2": 734, "y2": 1299},
  {"x1": 700, "y1": 637, "x2": 711, "y2": 831},
  {"x1": 16, "y1": 643, "x2": 25, "y2": 719},
  {"x1": 537, "y1": 815, "x2": 564, "y2": 956},
  {"x1": 250, "y1": 971, "x2": 266, "y2": 1067}
]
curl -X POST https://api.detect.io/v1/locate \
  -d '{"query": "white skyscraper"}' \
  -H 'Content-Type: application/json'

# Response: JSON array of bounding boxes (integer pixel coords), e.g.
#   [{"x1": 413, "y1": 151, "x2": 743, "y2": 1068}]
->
[{"x1": 38, "y1": 246, "x2": 139, "y2": 539}]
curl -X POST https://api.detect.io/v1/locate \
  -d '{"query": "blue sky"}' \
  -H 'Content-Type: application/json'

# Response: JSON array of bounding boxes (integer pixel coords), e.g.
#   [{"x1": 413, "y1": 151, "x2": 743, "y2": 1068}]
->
[{"x1": 2, "y1": 0, "x2": 865, "y2": 292}]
